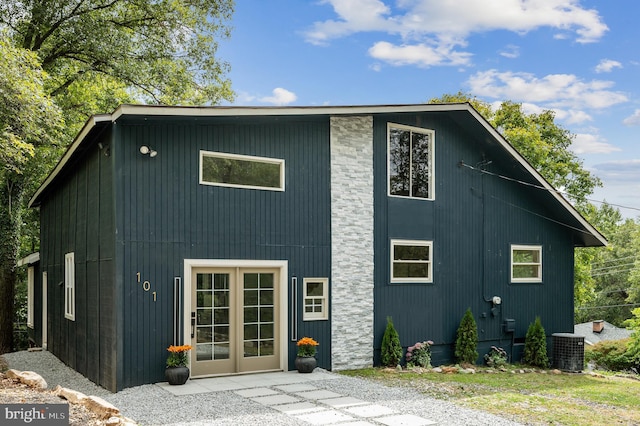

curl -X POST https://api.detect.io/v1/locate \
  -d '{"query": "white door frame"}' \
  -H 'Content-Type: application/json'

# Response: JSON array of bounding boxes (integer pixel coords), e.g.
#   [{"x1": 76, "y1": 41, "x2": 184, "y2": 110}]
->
[
  {"x1": 42, "y1": 271, "x2": 48, "y2": 350},
  {"x1": 183, "y1": 259, "x2": 288, "y2": 376}
]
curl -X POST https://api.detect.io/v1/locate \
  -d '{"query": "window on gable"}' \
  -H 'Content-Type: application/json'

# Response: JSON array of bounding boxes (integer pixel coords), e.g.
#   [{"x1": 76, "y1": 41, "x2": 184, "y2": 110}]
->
[
  {"x1": 303, "y1": 278, "x2": 328, "y2": 320},
  {"x1": 391, "y1": 240, "x2": 433, "y2": 283},
  {"x1": 511, "y1": 245, "x2": 542, "y2": 283},
  {"x1": 200, "y1": 151, "x2": 285, "y2": 191},
  {"x1": 65, "y1": 252, "x2": 75, "y2": 321},
  {"x1": 388, "y1": 124, "x2": 434, "y2": 200}
]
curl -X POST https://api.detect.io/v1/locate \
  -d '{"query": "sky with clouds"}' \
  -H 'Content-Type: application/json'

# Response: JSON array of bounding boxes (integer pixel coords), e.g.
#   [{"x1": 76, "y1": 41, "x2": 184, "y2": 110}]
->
[{"x1": 218, "y1": 0, "x2": 640, "y2": 218}]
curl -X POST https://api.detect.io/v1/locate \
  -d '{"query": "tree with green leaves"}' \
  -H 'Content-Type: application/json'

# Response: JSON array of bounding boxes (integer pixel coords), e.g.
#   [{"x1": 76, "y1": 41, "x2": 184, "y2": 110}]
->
[
  {"x1": 0, "y1": 32, "x2": 63, "y2": 353},
  {"x1": 455, "y1": 308, "x2": 478, "y2": 364},
  {"x1": 381, "y1": 317, "x2": 402, "y2": 367},
  {"x1": 523, "y1": 317, "x2": 549, "y2": 368},
  {"x1": 1, "y1": 0, "x2": 235, "y2": 136},
  {"x1": 429, "y1": 92, "x2": 601, "y2": 209}
]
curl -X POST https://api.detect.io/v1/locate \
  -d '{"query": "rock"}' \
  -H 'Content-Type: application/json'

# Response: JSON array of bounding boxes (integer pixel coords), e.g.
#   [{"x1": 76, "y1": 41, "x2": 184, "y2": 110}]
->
[
  {"x1": 54, "y1": 385, "x2": 87, "y2": 404},
  {"x1": 552, "y1": 369, "x2": 562, "y2": 375},
  {"x1": 6, "y1": 369, "x2": 47, "y2": 389},
  {"x1": 106, "y1": 417, "x2": 121, "y2": 425},
  {"x1": 82, "y1": 395, "x2": 120, "y2": 419},
  {"x1": 432, "y1": 367, "x2": 443, "y2": 373}
]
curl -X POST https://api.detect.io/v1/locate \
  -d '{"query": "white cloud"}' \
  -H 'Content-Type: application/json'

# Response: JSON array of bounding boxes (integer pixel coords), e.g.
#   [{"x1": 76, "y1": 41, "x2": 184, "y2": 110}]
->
[
  {"x1": 467, "y1": 69, "x2": 628, "y2": 110},
  {"x1": 305, "y1": 0, "x2": 608, "y2": 65},
  {"x1": 623, "y1": 109, "x2": 640, "y2": 126},
  {"x1": 595, "y1": 59, "x2": 622, "y2": 73},
  {"x1": 259, "y1": 88, "x2": 298, "y2": 106},
  {"x1": 591, "y1": 159, "x2": 640, "y2": 183},
  {"x1": 571, "y1": 133, "x2": 620, "y2": 154},
  {"x1": 499, "y1": 44, "x2": 520, "y2": 59},
  {"x1": 368, "y1": 41, "x2": 472, "y2": 67}
]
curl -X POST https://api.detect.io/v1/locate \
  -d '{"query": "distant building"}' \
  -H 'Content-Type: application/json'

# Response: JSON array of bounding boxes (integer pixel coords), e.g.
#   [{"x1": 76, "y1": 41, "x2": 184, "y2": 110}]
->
[{"x1": 574, "y1": 320, "x2": 633, "y2": 345}]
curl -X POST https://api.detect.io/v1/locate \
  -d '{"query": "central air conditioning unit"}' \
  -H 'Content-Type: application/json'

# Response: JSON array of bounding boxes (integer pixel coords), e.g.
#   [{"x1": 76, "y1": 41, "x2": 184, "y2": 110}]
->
[{"x1": 552, "y1": 333, "x2": 584, "y2": 373}]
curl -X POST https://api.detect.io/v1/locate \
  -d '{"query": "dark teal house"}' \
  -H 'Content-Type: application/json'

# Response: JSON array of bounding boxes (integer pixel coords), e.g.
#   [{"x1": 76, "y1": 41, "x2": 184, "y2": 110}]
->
[{"x1": 27, "y1": 104, "x2": 606, "y2": 391}]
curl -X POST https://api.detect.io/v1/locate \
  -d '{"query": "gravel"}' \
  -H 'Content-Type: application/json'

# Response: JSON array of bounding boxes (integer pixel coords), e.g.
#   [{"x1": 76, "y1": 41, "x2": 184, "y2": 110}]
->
[{"x1": 3, "y1": 350, "x2": 525, "y2": 425}]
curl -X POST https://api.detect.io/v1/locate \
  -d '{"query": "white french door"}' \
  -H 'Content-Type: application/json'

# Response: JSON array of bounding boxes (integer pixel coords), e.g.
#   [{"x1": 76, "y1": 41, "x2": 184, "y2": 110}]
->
[{"x1": 190, "y1": 267, "x2": 281, "y2": 376}]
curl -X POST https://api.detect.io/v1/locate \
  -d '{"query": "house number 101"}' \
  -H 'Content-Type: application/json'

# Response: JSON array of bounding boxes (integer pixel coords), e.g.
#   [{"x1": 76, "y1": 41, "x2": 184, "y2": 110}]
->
[{"x1": 136, "y1": 272, "x2": 157, "y2": 302}]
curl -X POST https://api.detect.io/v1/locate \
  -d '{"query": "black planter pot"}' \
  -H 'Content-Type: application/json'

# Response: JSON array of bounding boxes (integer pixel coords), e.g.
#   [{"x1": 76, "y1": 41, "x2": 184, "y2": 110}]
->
[
  {"x1": 165, "y1": 366, "x2": 190, "y2": 385},
  {"x1": 295, "y1": 356, "x2": 317, "y2": 373}
]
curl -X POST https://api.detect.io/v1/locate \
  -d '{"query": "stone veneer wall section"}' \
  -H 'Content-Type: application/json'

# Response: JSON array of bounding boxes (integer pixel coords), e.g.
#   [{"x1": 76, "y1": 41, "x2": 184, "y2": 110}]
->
[{"x1": 330, "y1": 115, "x2": 374, "y2": 370}]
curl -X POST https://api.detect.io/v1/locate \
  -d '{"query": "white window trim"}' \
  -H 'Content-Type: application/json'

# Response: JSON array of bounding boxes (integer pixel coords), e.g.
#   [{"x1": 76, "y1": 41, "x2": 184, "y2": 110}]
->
[
  {"x1": 511, "y1": 244, "x2": 542, "y2": 283},
  {"x1": 390, "y1": 239, "x2": 433, "y2": 283},
  {"x1": 199, "y1": 150, "x2": 285, "y2": 191},
  {"x1": 27, "y1": 266, "x2": 35, "y2": 328},
  {"x1": 387, "y1": 122, "x2": 435, "y2": 201},
  {"x1": 302, "y1": 278, "x2": 329, "y2": 321},
  {"x1": 64, "y1": 252, "x2": 75, "y2": 321}
]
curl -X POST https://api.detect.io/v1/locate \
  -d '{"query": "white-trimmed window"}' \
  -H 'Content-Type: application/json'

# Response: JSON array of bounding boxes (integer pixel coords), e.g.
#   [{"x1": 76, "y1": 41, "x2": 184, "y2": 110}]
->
[
  {"x1": 200, "y1": 150, "x2": 285, "y2": 191},
  {"x1": 391, "y1": 240, "x2": 433, "y2": 283},
  {"x1": 27, "y1": 266, "x2": 35, "y2": 328},
  {"x1": 511, "y1": 245, "x2": 542, "y2": 283},
  {"x1": 64, "y1": 252, "x2": 75, "y2": 321},
  {"x1": 303, "y1": 278, "x2": 328, "y2": 320},
  {"x1": 388, "y1": 123, "x2": 435, "y2": 200}
]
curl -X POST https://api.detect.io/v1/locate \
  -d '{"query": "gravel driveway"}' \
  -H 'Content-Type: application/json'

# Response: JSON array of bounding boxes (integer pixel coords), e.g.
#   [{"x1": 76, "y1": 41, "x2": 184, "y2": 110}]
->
[{"x1": 3, "y1": 351, "x2": 525, "y2": 425}]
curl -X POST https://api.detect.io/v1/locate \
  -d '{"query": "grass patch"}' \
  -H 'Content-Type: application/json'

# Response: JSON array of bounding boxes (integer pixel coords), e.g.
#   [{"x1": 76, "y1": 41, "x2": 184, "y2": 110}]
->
[{"x1": 340, "y1": 367, "x2": 640, "y2": 425}]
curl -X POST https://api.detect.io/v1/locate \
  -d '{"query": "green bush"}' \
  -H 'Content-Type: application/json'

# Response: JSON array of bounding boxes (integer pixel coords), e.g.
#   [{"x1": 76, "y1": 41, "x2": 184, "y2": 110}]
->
[
  {"x1": 455, "y1": 308, "x2": 478, "y2": 364},
  {"x1": 406, "y1": 340, "x2": 433, "y2": 368},
  {"x1": 523, "y1": 317, "x2": 549, "y2": 368},
  {"x1": 381, "y1": 316, "x2": 402, "y2": 367},
  {"x1": 585, "y1": 338, "x2": 636, "y2": 371},
  {"x1": 484, "y1": 346, "x2": 508, "y2": 367}
]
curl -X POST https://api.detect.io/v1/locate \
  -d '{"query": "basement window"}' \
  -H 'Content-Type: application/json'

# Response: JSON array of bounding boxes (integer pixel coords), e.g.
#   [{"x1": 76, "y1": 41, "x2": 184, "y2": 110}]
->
[
  {"x1": 64, "y1": 252, "x2": 75, "y2": 321},
  {"x1": 388, "y1": 123, "x2": 435, "y2": 200},
  {"x1": 391, "y1": 240, "x2": 433, "y2": 283},
  {"x1": 200, "y1": 151, "x2": 285, "y2": 191},
  {"x1": 511, "y1": 245, "x2": 542, "y2": 283}
]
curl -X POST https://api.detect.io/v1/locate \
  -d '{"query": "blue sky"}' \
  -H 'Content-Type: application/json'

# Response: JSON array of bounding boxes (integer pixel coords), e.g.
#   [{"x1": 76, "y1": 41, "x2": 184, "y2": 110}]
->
[{"x1": 218, "y1": 0, "x2": 640, "y2": 218}]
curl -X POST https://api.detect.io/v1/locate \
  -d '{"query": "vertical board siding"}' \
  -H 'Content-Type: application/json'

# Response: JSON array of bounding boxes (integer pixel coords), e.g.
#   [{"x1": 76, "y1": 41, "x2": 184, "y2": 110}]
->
[
  {"x1": 114, "y1": 116, "x2": 332, "y2": 389},
  {"x1": 373, "y1": 113, "x2": 576, "y2": 365},
  {"x1": 39, "y1": 131, "x2": 117, "y2": 391}
]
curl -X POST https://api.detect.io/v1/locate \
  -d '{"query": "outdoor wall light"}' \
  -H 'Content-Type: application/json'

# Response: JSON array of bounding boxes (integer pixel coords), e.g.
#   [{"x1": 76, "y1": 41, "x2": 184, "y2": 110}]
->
[{"x1": 139, "y1": 145, "x2": 157, "y2": 157}]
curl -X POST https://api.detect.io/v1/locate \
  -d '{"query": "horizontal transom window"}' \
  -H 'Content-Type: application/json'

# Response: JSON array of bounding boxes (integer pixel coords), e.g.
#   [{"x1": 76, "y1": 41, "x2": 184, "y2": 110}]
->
[
  {"x1": 511, "y1": 245, "x2": 542, "y2": 283},
  {"x1": 391, "y1": 240, "x2": 433, "y2": 283},
  {"x1": 200, "y1": 151, "x2": 285, "y2": 191}
]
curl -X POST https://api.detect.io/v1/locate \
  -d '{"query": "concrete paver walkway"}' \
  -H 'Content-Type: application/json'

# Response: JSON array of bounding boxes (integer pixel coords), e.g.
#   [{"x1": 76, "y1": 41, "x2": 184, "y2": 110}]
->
[{"x1": 157, "y1": 371, "x2": 437, "y2": 425}]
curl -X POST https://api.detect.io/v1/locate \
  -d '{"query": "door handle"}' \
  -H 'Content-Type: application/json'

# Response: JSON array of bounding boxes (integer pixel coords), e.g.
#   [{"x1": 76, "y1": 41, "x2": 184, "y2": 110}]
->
[{"x1": 191, "y1": 312, "x2": 196, "y2": 338}]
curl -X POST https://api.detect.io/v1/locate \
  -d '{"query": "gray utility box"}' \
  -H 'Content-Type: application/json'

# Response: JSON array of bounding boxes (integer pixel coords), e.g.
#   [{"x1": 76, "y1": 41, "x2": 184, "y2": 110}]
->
[{"x1": 552, "y1": 333, "x2": 584, "y2": 372}]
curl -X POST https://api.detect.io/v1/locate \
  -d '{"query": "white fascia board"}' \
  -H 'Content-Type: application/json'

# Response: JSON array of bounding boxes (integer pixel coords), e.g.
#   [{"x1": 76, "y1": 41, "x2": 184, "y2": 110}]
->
[
  {"x1": 110, "y1": 103, "x2": 470, "y2": 120},
  {"x1": 17, "y1": 252, "x2": 40, "y2": 267},
  {"x1": 465, "y1": 107, "x2": 607, "y2": 247},
  {"x1": 28, "y1": 114, "x2": 113, "y2": 208}
]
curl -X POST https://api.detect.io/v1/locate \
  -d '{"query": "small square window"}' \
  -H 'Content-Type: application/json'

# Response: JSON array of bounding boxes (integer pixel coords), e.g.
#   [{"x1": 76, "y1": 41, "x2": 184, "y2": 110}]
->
[
  {"x1": 511, "y1": 245, "x2": 542, "y2": 283},
  {"x1": 303, "y1": 278, "x2": 328, "y2": 321},
  {"x1": 391, "y1": 240, "x2": 433, "y2": 283}
]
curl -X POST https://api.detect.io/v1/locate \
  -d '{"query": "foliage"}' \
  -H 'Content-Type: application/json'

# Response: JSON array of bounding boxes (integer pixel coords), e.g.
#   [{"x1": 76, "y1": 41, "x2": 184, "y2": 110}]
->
[
  {"x1": 585, "y1": 338, "x2": 636, "y2": 372},
  {"x1": 380, "y1": 317, "x2": 402, "y2": 367},
  {"x1": 0, "y1": 31, "x2": 63, "y2": 353},
  {"x1": 296, "y1": 337, "x2": 319, "y2": 357},
  {"x1": 484, "y1": 346, "x2": 508, "y2": 367},
  {"x1": 406, "y1": 340, "x2": 433, "y2": 368},
  {"x1": 166, "y1": 345, "x2": 193, "y2": 368},
  {"x1": 455, "y1": 308, "x2": 478, "y2": 364},
  {"x1": 576, "y1": 204, "x2": 639, "y2": 326},
  {"x1": 522, "y1": 317, "x2": 549, "y2": 368},
  {"x1": 2, "y1": 0, "x2": 235, "y2": 113},
  {"x1": 624, "y1": 308, "x2": 640, "y2": 367},
  {"x1": 429, "y1": 92, "x2": 601, "y2": 209}
]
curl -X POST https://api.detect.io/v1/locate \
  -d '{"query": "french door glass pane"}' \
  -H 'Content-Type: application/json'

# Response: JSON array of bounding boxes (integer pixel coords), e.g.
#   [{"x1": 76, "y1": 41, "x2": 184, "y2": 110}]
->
[
  {"x1": 243, "y1": 273, "x2": 275, "y2": 358},
  {"x1": 197, "y1": 273, "x2": 230, "y2": 361}
]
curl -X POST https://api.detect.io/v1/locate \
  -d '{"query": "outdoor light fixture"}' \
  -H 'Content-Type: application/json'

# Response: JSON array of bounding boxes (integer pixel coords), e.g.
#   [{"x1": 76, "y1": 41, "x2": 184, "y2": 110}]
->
[{"x1": 139, "y1": 145, "x2": 157, "y2": 157}]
